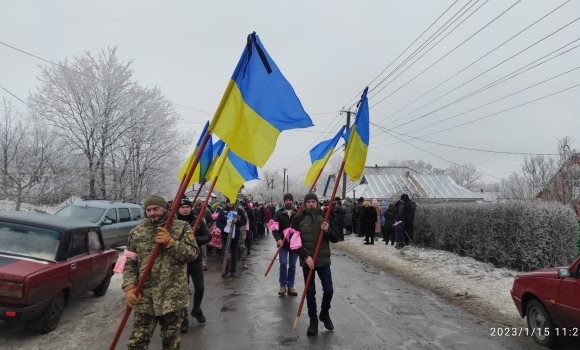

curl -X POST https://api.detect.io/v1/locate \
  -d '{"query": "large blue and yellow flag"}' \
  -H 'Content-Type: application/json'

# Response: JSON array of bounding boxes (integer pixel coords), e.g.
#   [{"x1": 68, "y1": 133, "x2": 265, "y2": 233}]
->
[
  {"x1": 178, "y1": 121, "x2": 214, "y2": 186},
  {"x1": 303, "y1": 126, "x2": 346, "y2": 186},
  {"x1": 342, "y1": 87, "x2": 369, "y2": 182},
  {"x1": 204, "y1": 139, "x2": 226, "y2": 183},
  {"x1": 211, "y1": 146, "x2": 260, "y2": 202},
  {"x1": 210, "y1": 32, "x2": 313, "y2": 168}
]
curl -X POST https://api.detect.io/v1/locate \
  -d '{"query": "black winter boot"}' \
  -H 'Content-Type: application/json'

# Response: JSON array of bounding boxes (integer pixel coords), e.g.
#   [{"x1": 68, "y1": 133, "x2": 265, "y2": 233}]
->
[
  {"x1": 319, "y1": 310, "x2": 334, "y2": 330},
  {"x1": 307, "y1": 317, "x2": 318, "y2": 335},
  {"x1": 180, "y1": 317, "x2": 189, "y2": 333},
  {"x1": 192, "y1": 308, "x2": 206, "y2": 323}
]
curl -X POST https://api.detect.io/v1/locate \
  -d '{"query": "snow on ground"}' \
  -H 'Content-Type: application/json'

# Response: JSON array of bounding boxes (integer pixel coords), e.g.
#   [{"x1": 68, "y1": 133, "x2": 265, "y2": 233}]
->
[
  {"x1": 0, "y1": 200, "x2": 60, "y2": 214},
  {"x1": 335, "y1": 235, "x2": 526, "y2": 328}
]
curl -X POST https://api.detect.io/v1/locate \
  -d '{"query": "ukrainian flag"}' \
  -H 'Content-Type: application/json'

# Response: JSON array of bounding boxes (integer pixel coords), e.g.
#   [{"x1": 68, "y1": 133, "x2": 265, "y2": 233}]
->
[
  {"x1": 212, "y1": 146, "x2": 260, "y2": 202},
  {"x1": 204, "y1": 139, "x2": 226, "y2": 183},
  {"x1": 178, "y1": 121, "x2": 214, "y2": 186},
  {"x1": 303, "y1": 126, "x2": 346, "y2": 186},
  {"x1": 342, "y1": 87, "x2": 369, "y2": 182},
  {"x1": 210, "y1": 32, "x2": 313, "y2": 168}
]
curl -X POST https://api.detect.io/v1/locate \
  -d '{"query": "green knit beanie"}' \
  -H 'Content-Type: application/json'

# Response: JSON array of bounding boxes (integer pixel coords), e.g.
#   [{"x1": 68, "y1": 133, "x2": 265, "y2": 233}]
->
[{"x1": 144, "y1": 194, "x2": 168, "y2": 209}]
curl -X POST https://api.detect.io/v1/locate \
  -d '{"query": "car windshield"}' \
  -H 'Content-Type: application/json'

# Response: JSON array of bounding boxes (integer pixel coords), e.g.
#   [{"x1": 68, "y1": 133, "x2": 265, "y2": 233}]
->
[
  {"x1": 55, "y1": 205, "x2": 105, "y2": 223},
  {"x1": 0, "y1": 221, "x2": 60, "y2": 261}
]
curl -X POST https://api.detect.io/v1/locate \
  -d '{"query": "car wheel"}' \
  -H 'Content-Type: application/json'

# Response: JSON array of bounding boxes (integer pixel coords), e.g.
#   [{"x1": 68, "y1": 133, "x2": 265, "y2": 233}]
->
[
  {"x1": 93, "y1": 268, "x2": 113, "y2": 297},
  {"x1": 526, "y1": 299, "x2": 560, "y2": 348},
  {"x1": 38, "y1": 291, "x2": 65, "y2": 333}
]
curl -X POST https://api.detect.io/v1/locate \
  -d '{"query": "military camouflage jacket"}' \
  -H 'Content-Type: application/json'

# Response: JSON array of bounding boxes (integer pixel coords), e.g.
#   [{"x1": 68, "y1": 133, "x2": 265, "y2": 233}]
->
[{"x1": 122, "y1": 216, "x2": 199, "y2": 316}]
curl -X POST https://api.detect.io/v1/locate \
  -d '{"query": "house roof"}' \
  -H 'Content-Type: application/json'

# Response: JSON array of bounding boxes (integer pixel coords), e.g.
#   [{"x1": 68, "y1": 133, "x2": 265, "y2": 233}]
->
[{"x1": 316, "y1": 166, "x2": 482, "y2": 201}]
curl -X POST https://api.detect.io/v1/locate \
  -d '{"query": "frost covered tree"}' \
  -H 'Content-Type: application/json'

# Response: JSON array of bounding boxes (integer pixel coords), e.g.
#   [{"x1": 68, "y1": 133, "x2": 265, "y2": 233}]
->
[
  {"x1": 0, "y1": 98, "x2": 59, "y2": 210},
  {"x1": 446, "y1": 162, "x2": 482, "y2": 190},
  {"x1": 28, "y1": 48, "x2": 187, "y2": 202}
]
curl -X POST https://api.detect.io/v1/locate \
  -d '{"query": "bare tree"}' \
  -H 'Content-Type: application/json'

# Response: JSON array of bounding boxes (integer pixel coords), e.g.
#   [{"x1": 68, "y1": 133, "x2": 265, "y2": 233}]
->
[
  {"x1": 387, "y1": 159, "x2": 435, "y2": 174},
  {"x1": 446, "y1": 162, "x2": 483, "y2": 190},
  {"x1": 0, "y1": 99, "x2": 58, "y2": 210}
]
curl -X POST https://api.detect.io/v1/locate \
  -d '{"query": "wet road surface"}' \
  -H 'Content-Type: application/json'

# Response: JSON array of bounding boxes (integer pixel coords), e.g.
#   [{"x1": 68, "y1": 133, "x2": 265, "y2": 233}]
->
[{"x1": 90, "y1": 237, "x2": 569, "y2": 350}]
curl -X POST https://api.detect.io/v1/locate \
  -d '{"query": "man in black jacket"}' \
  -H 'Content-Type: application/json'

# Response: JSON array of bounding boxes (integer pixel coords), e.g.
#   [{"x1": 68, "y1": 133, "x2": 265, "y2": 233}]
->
[
  {"x1": 400, "y1": 194, "x2": 415, "y2": 245},
  {"x1": 242, "y1": 201, "x2": 255, "y2": 254},
  {"x1": 176, "y1": 197, "x2": 211, "y2": 333},
  {"x1": 290, "y1": 193, "x2": 338, "y2": 336},
  {"x1": 216, "y1": 197, "x2": 247, "y2": 277},
  {"x1": 272, "y1": 193, "x2": 298, "y2": 297}
]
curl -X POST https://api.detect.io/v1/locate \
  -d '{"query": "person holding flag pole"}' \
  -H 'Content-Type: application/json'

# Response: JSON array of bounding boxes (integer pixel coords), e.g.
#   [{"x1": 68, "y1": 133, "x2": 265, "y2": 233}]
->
[
  {"x1": 291, "y1": 87, "x2": 369, "y2": 336},
  {"x1": 264, "y1": 125, "x2": 346, "y2": 279},
  {"x1": 109, "y1": 30, "x2": 313, "y2": 350}
]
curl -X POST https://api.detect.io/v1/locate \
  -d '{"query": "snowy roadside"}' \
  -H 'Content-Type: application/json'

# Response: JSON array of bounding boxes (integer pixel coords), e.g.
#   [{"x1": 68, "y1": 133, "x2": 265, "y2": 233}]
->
[
  {"x1": 334, "y1": 235, "x2": 526, "y2": 328},
  {"x1": 0, "y1": 199, "x2": 65, "y2": 214}
]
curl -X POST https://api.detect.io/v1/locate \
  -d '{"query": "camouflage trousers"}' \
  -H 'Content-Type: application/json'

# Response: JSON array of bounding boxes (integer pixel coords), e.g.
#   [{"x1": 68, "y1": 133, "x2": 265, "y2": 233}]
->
[{"x1": 128, "y1": 311, "x2": 183, "y2": 350}]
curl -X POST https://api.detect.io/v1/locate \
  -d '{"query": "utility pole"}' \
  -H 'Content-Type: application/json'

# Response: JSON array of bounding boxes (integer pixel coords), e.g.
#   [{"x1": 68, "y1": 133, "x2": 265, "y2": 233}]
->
[{"x1": 342, "y1": 110, "x2": 351, "y2": 200}]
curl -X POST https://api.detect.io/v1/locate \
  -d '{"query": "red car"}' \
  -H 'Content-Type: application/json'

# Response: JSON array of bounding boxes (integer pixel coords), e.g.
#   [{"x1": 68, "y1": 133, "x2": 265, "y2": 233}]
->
[
  {"x1": 0, "y1": 211, "x2": 118, "y2": 333},
  {"x1": 510, "y1": 255, "x2": 580, "y2": 348}
]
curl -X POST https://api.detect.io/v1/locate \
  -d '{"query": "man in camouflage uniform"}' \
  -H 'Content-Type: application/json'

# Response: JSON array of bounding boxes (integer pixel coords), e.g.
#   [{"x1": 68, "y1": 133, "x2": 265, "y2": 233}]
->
[{"x1": 122, "y1": 194, "x2": 200, "y2": 350}]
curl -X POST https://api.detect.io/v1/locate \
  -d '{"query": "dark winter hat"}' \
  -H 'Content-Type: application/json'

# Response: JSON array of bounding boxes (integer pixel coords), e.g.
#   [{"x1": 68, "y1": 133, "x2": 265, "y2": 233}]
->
[
  {"x1": 304, "y1": 193, "x2": 318, "y2": 203},
  {"x1": 144, "y1": 194, "x2": 168, "y2": 209},
  {"x1": 180, "y1": 197, "x2": 192, "y2": 207},
  {"x1": 334, "y1": 197, "x2": 341, "y2": 201},
  {"x1": 401, "y1": 194, "x2": 410, "y2": 201},
  {"x1": 283, "y1": 193, "x2": 294, "y2": 201},
  {"x1": 357, "y1": 197, "x2": 364, "y2": 203}
]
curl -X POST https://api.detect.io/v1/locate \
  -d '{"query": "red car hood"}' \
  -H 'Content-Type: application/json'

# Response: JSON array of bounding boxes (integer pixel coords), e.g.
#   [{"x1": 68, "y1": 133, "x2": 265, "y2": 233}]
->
[
  {"x1": 517, "y1": 267, "x2": 560, "y2": 279},
  {"x1": 0, "y1": 254, "x2": 51, "y2": 283}
]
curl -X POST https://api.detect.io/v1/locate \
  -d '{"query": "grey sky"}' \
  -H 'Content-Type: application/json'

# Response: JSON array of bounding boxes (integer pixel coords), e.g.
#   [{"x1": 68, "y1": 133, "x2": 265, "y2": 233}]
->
[{"x1": 1, "y1": 0, "x2": 579, "y2": 186}]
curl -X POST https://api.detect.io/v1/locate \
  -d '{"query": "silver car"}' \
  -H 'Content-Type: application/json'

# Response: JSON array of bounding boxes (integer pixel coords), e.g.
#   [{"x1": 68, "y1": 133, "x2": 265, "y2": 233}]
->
[{"x1": 54, "y1": 200, "x2": 143, "y2": 247}]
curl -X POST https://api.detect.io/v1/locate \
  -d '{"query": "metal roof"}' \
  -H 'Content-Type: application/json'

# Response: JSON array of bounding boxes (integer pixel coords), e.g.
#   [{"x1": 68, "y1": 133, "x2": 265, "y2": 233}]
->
[{"x1": 319, "y1": 167, "x2": 483, "y2": 201}]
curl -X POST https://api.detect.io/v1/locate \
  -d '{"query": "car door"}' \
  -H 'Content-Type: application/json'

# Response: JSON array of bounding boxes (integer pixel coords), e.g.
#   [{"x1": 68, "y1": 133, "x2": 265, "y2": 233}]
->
[
  {"x1": 117, "y1": 208, "x2": 132, "y2": 245},
  {"x1": 100, "y1": 208, "x2": 119, "y2": 246},
  {"x1": 557, "y1": 262, "x2": 580, "y2": 329},
  {"x1": 67, "y1": 229, "x2": 92, "y2": 297},
  {"x1": 86, "y1": 229, "x2": 110, "y2": 291}
]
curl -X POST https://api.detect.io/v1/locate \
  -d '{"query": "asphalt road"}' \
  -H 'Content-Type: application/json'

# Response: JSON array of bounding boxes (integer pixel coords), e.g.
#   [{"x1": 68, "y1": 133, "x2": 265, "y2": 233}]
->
[{"x1": 87, "y1": 237, "x2": 571, "y2": 350}]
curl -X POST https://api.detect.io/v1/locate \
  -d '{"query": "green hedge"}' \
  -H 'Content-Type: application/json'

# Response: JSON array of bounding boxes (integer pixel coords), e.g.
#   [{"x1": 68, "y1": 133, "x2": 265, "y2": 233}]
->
[{"x1": 414, "y1": 202, "x2": 578, "y2": 272}]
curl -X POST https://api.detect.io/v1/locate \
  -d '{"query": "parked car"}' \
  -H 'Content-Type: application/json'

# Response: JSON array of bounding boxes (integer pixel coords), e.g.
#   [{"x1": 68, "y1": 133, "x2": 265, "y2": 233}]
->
[
  {"x1": 510, "y1": 255, "x2": 580, "y2": 348},
  {"x1": 55, "y1": 199, "x2": 143, "y2": 247},
  {"x1": 0, "y1": 211, "x2": 118, "y2": 333}
]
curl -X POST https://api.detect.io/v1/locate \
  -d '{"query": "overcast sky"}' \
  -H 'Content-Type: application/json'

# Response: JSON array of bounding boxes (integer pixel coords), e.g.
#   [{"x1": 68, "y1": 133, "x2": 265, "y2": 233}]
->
[{"x1": 1, "y1": 0, "x2": 579, "y2": 187}]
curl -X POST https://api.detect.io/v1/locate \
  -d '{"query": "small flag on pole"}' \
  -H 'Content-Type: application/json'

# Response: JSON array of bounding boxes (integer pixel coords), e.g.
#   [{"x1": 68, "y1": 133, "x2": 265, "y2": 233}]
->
[
  {"x1": 303, "y1": 126, "x2": 346, "y2": 186},
  {"x1": 212, "y1": 147, "x2": 260, "y2": 201},
  {"x1": 342, "y1": 87, "x2": 369, "y2": 182},
  {"x1": 178, "y1": 121, "x2": 214, "y2": 187}
]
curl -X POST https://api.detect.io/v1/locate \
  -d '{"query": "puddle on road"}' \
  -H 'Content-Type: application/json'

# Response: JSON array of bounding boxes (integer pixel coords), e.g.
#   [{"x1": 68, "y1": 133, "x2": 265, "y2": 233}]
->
[
  {"x1": 220, "y1": 306, "x2": 237, "y2": 312},
  {"x1": 278, "y1": 336, "x2": 299, "y2": 346}
]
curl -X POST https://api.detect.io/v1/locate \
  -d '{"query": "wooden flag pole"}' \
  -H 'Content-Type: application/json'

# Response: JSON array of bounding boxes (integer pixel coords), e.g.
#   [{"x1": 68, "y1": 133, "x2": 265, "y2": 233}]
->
[
  {"x1": 293, "y1": 125, "x2": 357, "y2": 330},
  {"x1": 264, "y1": 168, "x2": 324, "y2": 277},
  {"x1": 108, "y1": 131, "x2": 212, "y2": 350},
  {"x1": 192, "y1": 179, "x2": 206, "y2": 203}
]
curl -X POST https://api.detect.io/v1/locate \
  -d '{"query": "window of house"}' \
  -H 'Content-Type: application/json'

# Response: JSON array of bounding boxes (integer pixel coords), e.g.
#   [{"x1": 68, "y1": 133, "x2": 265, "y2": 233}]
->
[{"x1": 118, "y1": 208, "x2": 130, "y2": 223}]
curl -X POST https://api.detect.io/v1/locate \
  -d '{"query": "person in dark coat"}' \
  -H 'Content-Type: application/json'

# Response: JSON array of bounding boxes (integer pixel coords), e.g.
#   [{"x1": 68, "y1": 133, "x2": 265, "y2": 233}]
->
[
  {"x1": 355, "y1": 197, "x2": 364, "y2": 237},
  {"x1": 216, "y1": 197, "x2": 247, "y2": 277},
  {"x1": 383, "y1": 197, "x2": 397, "y2": 245},
  {"x1": 361, "y1": 201, "x2": 378, "y2": 244},
  {"x1": 342, "y1": 198, "x2": 353, "y2": 235},
  {"x1": 400, "y1": 194, "x2": 415, "y2": 245},
  {"x1": 242, "y1": 201, "x2": 255, "y2": 255},
  {"x1": 393, "y1": 213, "x2": 405, "y2": 249},
  {"x1": 272, "y1": 193, "x2": 298, "y2": 296},
  {"x1": 290, "y1": 192, "x2": 338, "y2": 336},
  {"x1": 332, "y1": 197, "x2": 346, "y2": 241},
  {"x1": 176, "y1": 197, "x2": 212, "y2": 332}
]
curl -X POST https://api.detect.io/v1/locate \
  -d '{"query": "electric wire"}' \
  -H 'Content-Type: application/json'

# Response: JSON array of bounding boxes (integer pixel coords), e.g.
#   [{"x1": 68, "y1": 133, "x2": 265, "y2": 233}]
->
[{"x1": 370, "y1": 0, "x2": 571, "y2": 130}]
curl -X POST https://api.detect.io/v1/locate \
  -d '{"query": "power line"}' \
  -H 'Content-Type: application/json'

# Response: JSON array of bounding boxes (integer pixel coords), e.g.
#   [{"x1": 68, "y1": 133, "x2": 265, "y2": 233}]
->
[
  {"x1": 366, "y1": 0, "x2": 484, "y2": 100},
  {"x1": 374, "y1": 124, "x2": 501, "y2": 180},
  {"x1": 371, "y1": 0, "x2": 571, "y2": 130},
  {"x1": 370, "y1": 82, "x2": 580, "y2": 149},
  {"x1": 368, "y1": 0, "x2": 521, "y2": 110},
  {"x1": 371, "y1": 122, "x2": 558, "y2": 155},
  {"x1": 379, "y1": 51, "x2": 580, "y2": 135}
]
